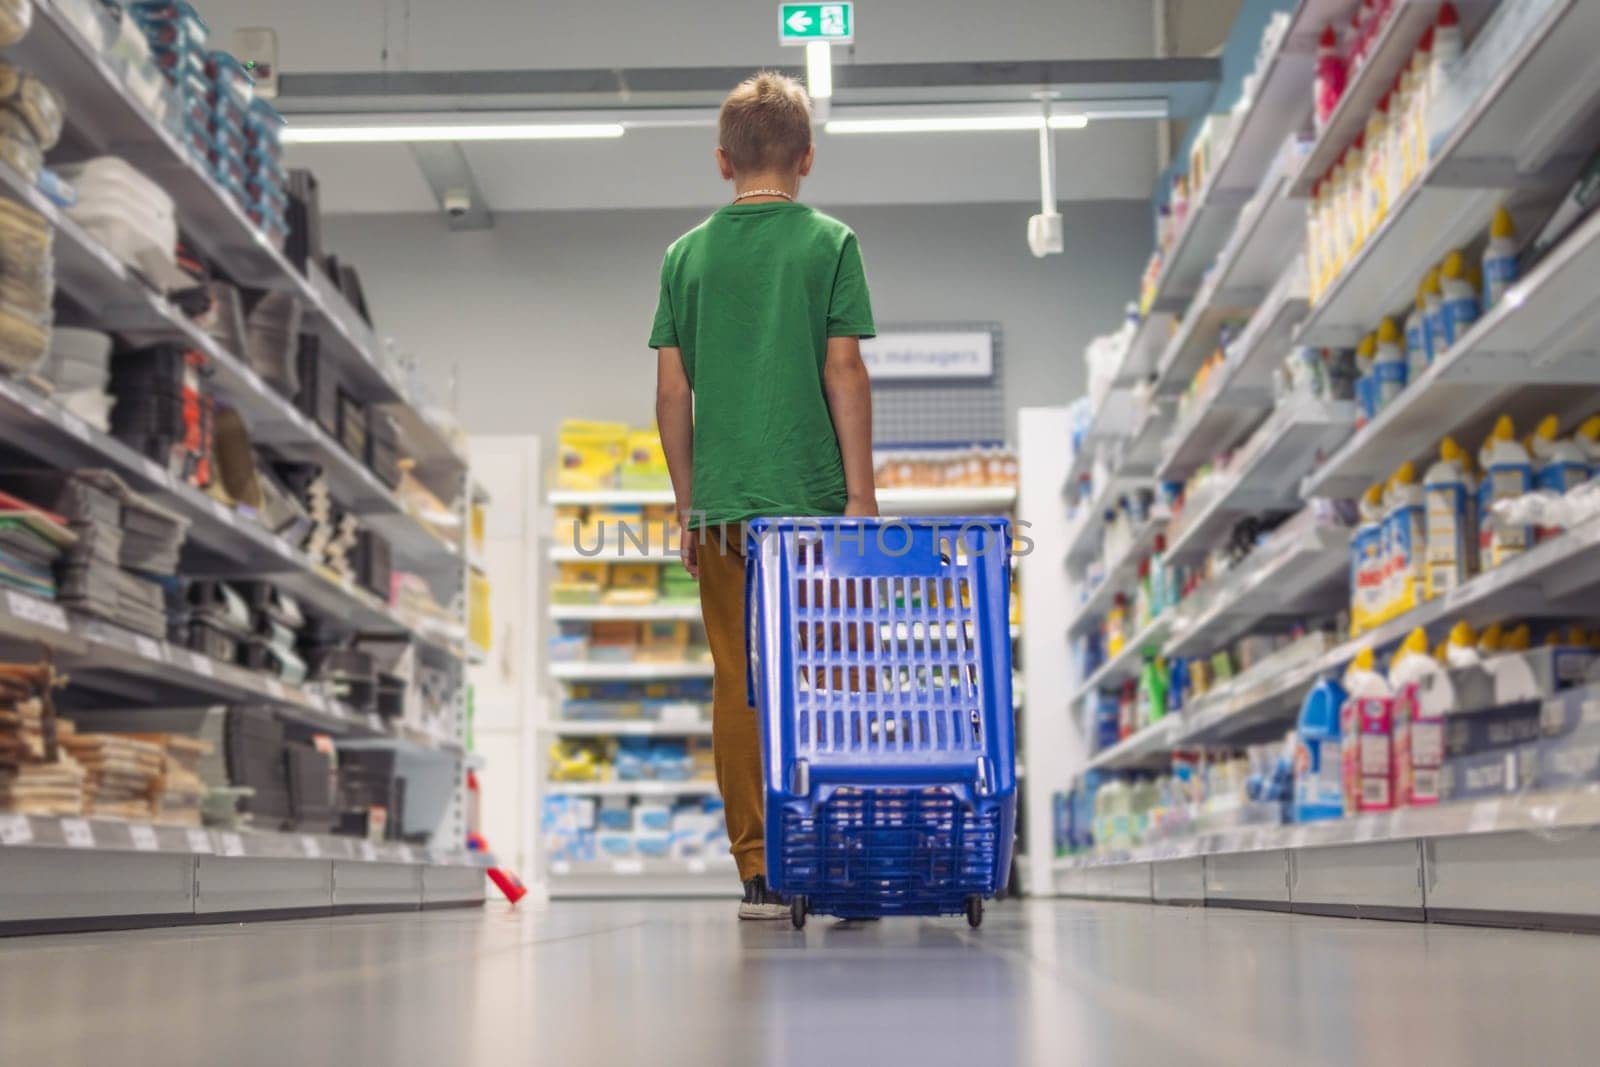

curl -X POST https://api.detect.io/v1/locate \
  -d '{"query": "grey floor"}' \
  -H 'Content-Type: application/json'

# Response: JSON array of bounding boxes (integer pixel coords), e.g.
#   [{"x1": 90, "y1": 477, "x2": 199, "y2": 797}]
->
[{"x1": 2, "y1": 899, "x2": 1598, "y2": 1066}]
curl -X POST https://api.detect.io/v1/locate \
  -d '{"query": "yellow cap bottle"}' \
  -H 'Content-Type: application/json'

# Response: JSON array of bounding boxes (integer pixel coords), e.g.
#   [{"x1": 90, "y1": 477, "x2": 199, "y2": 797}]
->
[
  {"x1": 1503, "y1": 623, "x2": 1531, "y2": 651},
  {"x1": 1477, "y1": 621, "x2": 1504, "y2": 653}
]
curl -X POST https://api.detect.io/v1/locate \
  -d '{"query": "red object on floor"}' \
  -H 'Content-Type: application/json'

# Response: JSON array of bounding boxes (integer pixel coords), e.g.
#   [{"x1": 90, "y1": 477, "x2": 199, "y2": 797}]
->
[{"x1": 487, "y1": 866, "x2": 528, "y2": 904}]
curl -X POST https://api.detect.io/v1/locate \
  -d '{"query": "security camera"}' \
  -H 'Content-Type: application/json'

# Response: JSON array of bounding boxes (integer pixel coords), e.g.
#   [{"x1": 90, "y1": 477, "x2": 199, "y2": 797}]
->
[
  {"x1": 1028, "y1": 212, "x2": 1063, "y2": 258},
  {"x1": 443, "y1": 188, "x2": 472, "y2": 219}
]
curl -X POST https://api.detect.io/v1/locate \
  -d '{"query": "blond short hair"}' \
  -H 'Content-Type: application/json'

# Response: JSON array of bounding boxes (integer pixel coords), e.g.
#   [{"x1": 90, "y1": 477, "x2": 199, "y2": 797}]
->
[{"x1": 719, "y1": 71, "x2": 813, "y2": 173}]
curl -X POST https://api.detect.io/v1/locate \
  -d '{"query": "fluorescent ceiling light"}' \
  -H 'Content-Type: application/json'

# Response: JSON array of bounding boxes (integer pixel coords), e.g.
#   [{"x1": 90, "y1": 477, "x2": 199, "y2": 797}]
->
[
  {"x1": 280, "y1": 122, "x2": 626, "y2": 144},
  {"x1": 806, "y1": 41, "x2": 833, "y2": 100},
  {"x1": 824, "y1": 114, "x2": 1088, "y2": 135}
]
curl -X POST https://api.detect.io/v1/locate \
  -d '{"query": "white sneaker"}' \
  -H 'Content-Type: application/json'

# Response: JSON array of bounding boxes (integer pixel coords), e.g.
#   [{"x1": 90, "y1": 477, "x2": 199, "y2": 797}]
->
[{"x1": 738, "y1": 875, "x2": 790, "y2": 920}]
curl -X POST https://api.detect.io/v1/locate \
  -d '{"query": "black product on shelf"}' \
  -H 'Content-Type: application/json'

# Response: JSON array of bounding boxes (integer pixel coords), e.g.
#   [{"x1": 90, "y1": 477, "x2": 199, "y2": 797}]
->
[
  {"x1": 375, "y1": 672, "x2": 406, "y2": 719},
  {"x1": 334, "y1": 261, "x2": 371, "y2": 326},
  {"x1": 285, "y1": 742, "x2": 337, "y2": 832},
  {"x1": 243, "y1": 289, "x2": 303, "y2": 397},
  {"x1": 366, "y1": 409, "x2": 403, "y2": 489},
  {"x1": 236, "y1": 581, "x2": 307, "y2": 631},
  {"x1": 336, "y1": 389, "x2": 367, "y2": 459},
  {"x1": 294, "y1": 334, "x2": 340, "y2": 437},
  {"x1": 308, "y1": 645, "x2": 377, "y2": 711},
  {"x1": 186, "y1": 580, "x2": 253, "y2": 636},
  {"x1": 285, "y1": 167, "x2": 323, "y2": 273},
  {"x1": 354, "y1": 527, "x2": 392, "y2": 599},
  {"x1": 241, "y1": 638, "x2": 308, "y2": 684},
  {"x1": 224, "y1": 706, "x2": 292, "y2": 826},
  {"x1": 183, "y1": 617, "x2": 242, "y2": 663}
]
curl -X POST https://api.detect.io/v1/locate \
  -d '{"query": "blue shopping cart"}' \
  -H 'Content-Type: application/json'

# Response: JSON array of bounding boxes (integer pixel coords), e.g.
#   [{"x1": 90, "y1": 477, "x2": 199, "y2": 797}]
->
[{"x1": 744, "y1": 516, "x2": 1016, "y2": 929}]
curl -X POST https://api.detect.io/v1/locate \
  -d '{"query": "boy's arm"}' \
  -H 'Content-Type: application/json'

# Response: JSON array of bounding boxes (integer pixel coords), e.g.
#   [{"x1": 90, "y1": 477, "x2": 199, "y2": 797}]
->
[
  {"x1": 822, "y1": 336, "x2": 877, "y2": 517},
  {"x1": 655, "y1": 346, "x2": 698, "y2": 576}
]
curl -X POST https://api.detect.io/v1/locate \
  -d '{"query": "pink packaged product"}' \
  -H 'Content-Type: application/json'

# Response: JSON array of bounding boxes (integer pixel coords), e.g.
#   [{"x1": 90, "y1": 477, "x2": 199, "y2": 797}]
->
[
  {"x1": 1342, "y1": 695, "x2": 1394, "y2": 812},
  {"x1": 1390, "y1": 683, "x2": 1444, "y2": 807}
]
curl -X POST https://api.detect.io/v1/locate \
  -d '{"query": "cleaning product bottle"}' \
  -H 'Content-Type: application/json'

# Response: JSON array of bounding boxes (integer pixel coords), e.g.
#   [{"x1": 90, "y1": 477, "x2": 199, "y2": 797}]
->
[
  {"x1": 1347, "y1": 137, "x2": 1368, "y2": 251},
  {"x1": 1363, "y1": 92, "x2": 1391, "y2": 234},
  {"x1": 1308, "y1": 179, "x2": 1326, "y2": 299},
  {"x1": 1353, "y1": 331, "x2": 1380, "y2": 427},
  {"x1": 1388, "y1": 627, "x2": 1446, "y2": 807},
  {"x1": 1373, "y1": 317, "x2": 1406, "y2": 410},
  {"x1": 1148, "y1": 535, "x2": 1168, "y2": 618},
  {"x1": 1133, "y1": 558, "x2": 1153, "y2": 631},
  {"x1": 1167, "y1": 656, "x2": 1189, "y2": 717},
  {"x1": 1384, "y1": 462, "x2": 1426, "y2": 618},
  {"x1": 1106, "y1": 593, "x2": 1128, "y2": 658},
  {"x1": 1529, "y1": 415, "x2": 1589, "y2": 540},
  {"x1": 1424, "y1": 436, "x2": 1477, "y2": 600},
  {"x1": 1444, "y1": 621, "x2": 1480, "y2": 667},
  {"x1": 1409, "y1": 27, "x2": 1436, "y2": 174},
  {"x1": 1482, "y1": 206, "x2": 1519, "y2": 309},
  {"x1": 1429, "y1": 3, "x2": 1463, "y2": 104},
  {"x1": 1576, "y1": 415, "x2": 1600, "y2": 478},
  {"x1": 1477, "y1": 621, "x2": 1505, "y2": 657},
  {"x1": 1351, "y1": 483, "x2": 1386, "y2": 634},
  {"x1": 1477, "y1": 415, "x2": 1533, "y2": 569},
  {"x1": 1420, "y1": 266, "x2": 1445, "y2": 362},
  {"x1": 1405, "y1": 281, "x2": 1431, "y2": 381},
  {"x1": 1315, "y1": 24, "x2": 1348, "y2": 133},
  {"x1": 1340, "y1": 648, "x2": 1394, "y2": 813},
  {"x1": 1439, "y1": 250, "x2": 1479, "y2": 348},
  {"x1": 1293, "y1": 673, "x2": 1346, "y2": 823},
  {"x1": 1388, "y1": 64, "x2": 1413, "y2": 201},
  {"x1": 1502, "y1": 623, "x2": 1532, "y2": 652}
]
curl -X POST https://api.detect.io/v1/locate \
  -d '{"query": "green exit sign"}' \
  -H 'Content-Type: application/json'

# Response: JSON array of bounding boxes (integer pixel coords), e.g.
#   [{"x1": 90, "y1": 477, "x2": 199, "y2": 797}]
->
[{"x1": 779, "y1": 3, "x2": 853, "y2": 45}]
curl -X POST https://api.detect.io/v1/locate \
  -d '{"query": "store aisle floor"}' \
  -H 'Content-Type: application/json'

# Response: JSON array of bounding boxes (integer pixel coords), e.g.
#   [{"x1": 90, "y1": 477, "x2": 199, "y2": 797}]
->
[{"x1": 2, "y1": 898, "x2": 1596, "y2": 1066}]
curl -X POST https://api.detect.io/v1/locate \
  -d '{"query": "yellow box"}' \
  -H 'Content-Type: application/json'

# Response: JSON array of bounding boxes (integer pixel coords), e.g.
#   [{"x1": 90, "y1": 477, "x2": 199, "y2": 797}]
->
[
  {"x1": 557, "y1": 561, "x2": 609, "y2": 587},
  {"x1": 556, "y1": 420, "x2": 628, "y2": 490},
  {"x1": 639, "y1": 620, "x2": 690, "y2": 660},
  {"x1": 611, "y1": 563, "x2": 661, "y2": 590},
  {"x1": 469, "y1": 569, "x2": 492, "y2": 651},
  {"x1": 620, "y1": 429, "x2": 671, "y2": 490}
]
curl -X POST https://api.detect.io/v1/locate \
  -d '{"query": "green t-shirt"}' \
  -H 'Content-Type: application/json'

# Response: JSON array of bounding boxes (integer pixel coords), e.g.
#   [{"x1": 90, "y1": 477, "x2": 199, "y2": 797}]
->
[{"x1": 649, "y1": 202, "x2": 875, "y2": 527}]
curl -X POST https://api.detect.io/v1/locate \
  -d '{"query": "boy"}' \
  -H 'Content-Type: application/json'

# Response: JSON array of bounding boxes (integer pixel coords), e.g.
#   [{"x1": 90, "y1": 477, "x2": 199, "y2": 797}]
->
[{"x1": 650, "y1": 71, "x2": 877, "y2": 919}]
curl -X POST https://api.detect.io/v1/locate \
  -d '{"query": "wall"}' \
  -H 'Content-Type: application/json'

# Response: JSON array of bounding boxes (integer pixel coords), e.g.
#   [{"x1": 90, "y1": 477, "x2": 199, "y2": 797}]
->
[{"x1": 324, "y1": 199, "x2": 1148, "y2": 454}]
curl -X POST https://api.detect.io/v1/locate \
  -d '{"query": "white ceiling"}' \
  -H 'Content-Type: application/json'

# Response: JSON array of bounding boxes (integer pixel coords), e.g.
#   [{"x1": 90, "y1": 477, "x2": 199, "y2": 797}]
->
[{"x1": 203, "y1": 0, "x2": 1171, "y2": 212}]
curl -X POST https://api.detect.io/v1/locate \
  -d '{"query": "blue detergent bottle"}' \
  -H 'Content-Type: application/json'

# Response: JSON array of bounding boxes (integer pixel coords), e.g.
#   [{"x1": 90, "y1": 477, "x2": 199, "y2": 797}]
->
[{"x1": 1292, "y1": 674, "x2": 1347, "y2": 823}]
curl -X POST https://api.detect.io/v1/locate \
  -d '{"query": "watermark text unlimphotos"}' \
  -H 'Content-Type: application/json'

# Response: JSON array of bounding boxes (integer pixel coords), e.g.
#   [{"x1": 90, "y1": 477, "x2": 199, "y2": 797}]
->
[{"x1": 562, "y1": 515, "x2": 1034, "y2": 560}]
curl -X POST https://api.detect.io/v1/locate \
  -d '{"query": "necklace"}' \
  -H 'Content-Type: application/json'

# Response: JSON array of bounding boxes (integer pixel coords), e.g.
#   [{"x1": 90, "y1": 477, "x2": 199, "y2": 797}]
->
[{"x1": 733, "y1": 189, "x2": 793, "y2": 202}]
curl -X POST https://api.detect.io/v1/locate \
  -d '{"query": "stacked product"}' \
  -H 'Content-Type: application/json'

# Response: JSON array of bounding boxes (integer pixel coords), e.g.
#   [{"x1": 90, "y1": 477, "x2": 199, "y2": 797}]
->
[
  {"x1": 558, "y1": 679, "x2": 712, "y2": 724},
  {"x1": 58, "y1": 158, "x2": 185, "y2": 290},
  {"x1": 130, "y1": 1, "x2": 210, "y2": 159},
  {"x1": 110, "y1": 344, "x2": 216, "y2": 487},
  {"x1": 57, "y1": 721, "x2": 163, "y2": 818},
  {"x1": 355, "y1": 636, "x2": 416, "y2": 722},
  {"x1": 202, "y1": 49, "x2": 254, "y2": 211},
  {"x1": 337, "y1": 747, "x2": 404, "y2": 841},
  {"x1": 242, "y1": 97, "x2": 288, "y2": 246},
  {"x1": 0, "y1": 662, "x2": 85, "y2": 816},
  {"x1": 148, "y1": 732, "x2": 211, "y2": 825},
  {"x1": 553, "y1": 500, "x2": 677, "y2": 559},
  {"x1": 284, "y1": 740, "x2": 336, "y2": 832},
  {"x1": 872, "y1": 445, "x2": 1019, "y2": 490},
  {"x1": 0, "y1": 61, "x2": 64, "y2": 184},
  {"x1": 198, "y1": 704, "x2": 290, "y2": 828},
  {"x1": 305, "y1": 644, "x2": 376, "y2": 714},
  {"x1": 352, "y1": 525, "x2": 392, "y2": 599},
  {"x1": 238, "y1": 581, "x2": 308, "y2": 684},
  {"x1": 556, "y1": 420, "x2": 665, "y2": 491},
  {"x1": 0, "y1": 196, "x2": 54, "y2": 373},
  {"x1": 547, "y1": 735, "x2": 712, "y2": 784},
  {"x1": 391, "y1": 571, "x2": 462, "y2": 644},
  {"x1": 544, "y1": 793, "x2": 730, "y2": 866},
  {"x1": 0, "y1": 489, "x2": 74, "y2": 598},
  {"x1": 241, "y1": 290, "x2": 301, "y2": 396},
  {"x1": 177, "y1": 580, "x2": 252, "y2": 664},
  {"x1": 36, "y1": 328, "x2": 114, "y2": 431}
]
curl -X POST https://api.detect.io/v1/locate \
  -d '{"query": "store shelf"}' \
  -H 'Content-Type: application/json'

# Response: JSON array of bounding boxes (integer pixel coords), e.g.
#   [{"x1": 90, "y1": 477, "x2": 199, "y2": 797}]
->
[
  {"x1": 550, "y1": 544, "x2": 679, "y2": 563},
  {"x1": 545, "y1": 780, "x2": 720, "y2": 797},
  {"x1": 548, "y1": 661, "x2": 714, "y2": 682},
  {"x1": 1296, "y1": 0, "x2": 1600, "y2": 346},
  {"x1": 1289, "y1": 0, "x2": 1444, "y2": 198},
  {"x1": 1200, "y1": 11, "x2": 1319, "y2": 198},
  {"x1": 1063, "y1": 470, "x2": 1152, "y2": 567},
  {"x1": 1158, "y1": 263, "x2": 1309, "y2": 481},
  {"x1": 1056, "y1": 785, "x2": 1600, "y2": 872},
  {"x1": 549, "y1": 603, "x2": 702, "y2": 622},
  {"x1": 547, "y1": 857, "x2": 736, "y2": 898},
  {"x1": 1067, "y1": 510, "x2": 1169, "y2": 638},
  {"x1": 1164, "y1": 399, "x2": 1356, "y2": 563},
  {"x1": 1064, "y1": 314, "x2": 1177, "y2": 490},
  {"x1": 539, "y1": 720, "x2": 713, "y2": 737},
  {"x1": 1305, "y1": 190, "x2": 1600, "y2": 499},
  {"x1": 1163, "y1": 514, "x2": 1351, "y2": 660},
  {"x1": 1148, "y1": 189, "x2": 1252, "y2": 317},
  {"x1": 1084, "y1": 715, "x2": 1185, "y2": 773},
  {"x1": 1111, "y1": 311, "x2": 1181, "y2": 388},
  {"x1": 1072, "y1": 612, "x2": 1175, "y2": 705},
  {"x1": 1119, "y1": 401, "x2": 1178, "y2": 481}
]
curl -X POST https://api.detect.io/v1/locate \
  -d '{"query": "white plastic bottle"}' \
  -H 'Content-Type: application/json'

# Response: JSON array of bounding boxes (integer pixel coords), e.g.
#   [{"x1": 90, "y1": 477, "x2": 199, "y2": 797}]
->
[
  {"x1": 1373, "y1": 317, "x2": 1406, "y2": 410},
  {"x1": 1384, "y1": 462, "x2": 1427, "y2": 617},
  {"x1": 1576, "y1": 415, "x2": 1600, "y2": 477},
  {"x1": 1477, "y1": 415, "x2": 1533, "y2": 569},
  {"x1": 1404, "y1": 283, "x2": 1430, "y2": 381},
  {"x1": 1429, "y1": 3, "x2": 1464, "y2": 104},
  {"x1": 1423, "y1": 436, "x2": 1476, "y2": 600},
  {"x1": 1420, "y1": 266, "x2": 1445, "y2": 361},
  {"x1": 1482, "y1": 206, "x2": 1519, "y2": 310},
  {"x1": 1351, "y1": 483, "x2": 1386, "y2": 634},
  {"x1": 1363, "y1": 93, "x2": 1391, "y2": 236},
  {"x1": 1442, "y1": 621, "x2": 1480, "y2": 668},
  {"x1": 1438, "y1": 250, "x2": 1479, "y2": 348},
  {"x1": 1530, "y1": 415, "x2": 1590, "y2": 541}
]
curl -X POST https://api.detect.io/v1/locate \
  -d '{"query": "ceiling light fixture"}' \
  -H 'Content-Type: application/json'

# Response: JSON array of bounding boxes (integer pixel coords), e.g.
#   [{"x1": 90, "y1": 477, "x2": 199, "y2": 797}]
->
[
  {"x1": 280, "y1": 122, "x2": 626, "y2": 144},
  {"x1": 824, "y1": 114, "x2": 1089, "y2": 135}
]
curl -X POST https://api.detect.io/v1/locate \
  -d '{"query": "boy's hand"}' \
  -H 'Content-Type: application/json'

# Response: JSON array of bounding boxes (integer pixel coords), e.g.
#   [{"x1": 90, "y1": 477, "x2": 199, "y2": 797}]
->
[
  {"x1": 679, "y1": 525, "x2": 700, "y2": 579},
  {"x1": 845, "y1": 494, "x2": 879, "y2": 518}
]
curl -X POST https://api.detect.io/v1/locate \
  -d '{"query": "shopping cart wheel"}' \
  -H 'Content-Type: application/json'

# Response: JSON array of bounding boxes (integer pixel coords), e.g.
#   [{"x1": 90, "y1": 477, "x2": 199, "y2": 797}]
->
[
  {"x1": 791, "y1": 896, "x2": 808, "y2": 930},
  {"x1": 965, "y1": 895, "x2": 983, "y2": 929}
]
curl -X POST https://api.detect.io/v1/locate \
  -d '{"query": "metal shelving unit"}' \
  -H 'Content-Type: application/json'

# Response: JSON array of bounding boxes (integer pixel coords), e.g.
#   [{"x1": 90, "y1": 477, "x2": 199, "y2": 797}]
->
[{"x1": 1051, "y1": 0, "x2": 1600, "y2": 926}]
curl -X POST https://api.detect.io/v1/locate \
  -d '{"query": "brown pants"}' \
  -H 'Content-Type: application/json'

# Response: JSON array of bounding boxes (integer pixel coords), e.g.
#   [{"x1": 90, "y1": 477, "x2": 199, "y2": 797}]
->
[{"x1": 696, "y1": 524, "x2": 766, "y2": 881}]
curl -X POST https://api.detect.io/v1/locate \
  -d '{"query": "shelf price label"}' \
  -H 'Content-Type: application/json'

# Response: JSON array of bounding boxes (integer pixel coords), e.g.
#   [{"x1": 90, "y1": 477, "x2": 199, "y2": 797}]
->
[
  {"x1": 190, "y1": 652, "x2": 215, "y2": 677},
  {"x1": 134, "y1": 635, "x2": 165, "y2": 662},
  {"x1": 265, "y1": 678, "x2": 286, "y2": 701},
  {"x1": 61, "y1": 818, "x2": 95, "y2": 848},
  {"x1": 220, "y1": 832, "x2": 246, "y2": 857},
  {"x1": 686, "y1": 859, "x2": 707, "y2": 875},
  {"x1": 129, "y1": 824, "x2": 160, "y2": 852},
  {"x1": 612, "y1": 859, "x2": 644, "y2": 876},
  {"x1": 186, "y1": 828, "x2": 214, "y2": 853},
  {"x1": 396, "y1": 844, "x2": 416, "y2": 863},
  {"x1": 0, "y1": 813, "x2": 32, "y2": 846},
  {"x1": 300, "y1": 835, "x2": 322, "y2": 859},
  {"x1": 359, "y1": 841, "x2": 380, "y2": 862},
  {"x1": 7, "y1": 591, "x2": 69, "y2": 633}
]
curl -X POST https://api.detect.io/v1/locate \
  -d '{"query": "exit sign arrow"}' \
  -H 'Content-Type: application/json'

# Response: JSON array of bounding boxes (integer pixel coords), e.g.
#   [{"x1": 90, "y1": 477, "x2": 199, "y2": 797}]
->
[{"x1": 779, "y1": 3, "x2": 853, "y2": 45}]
